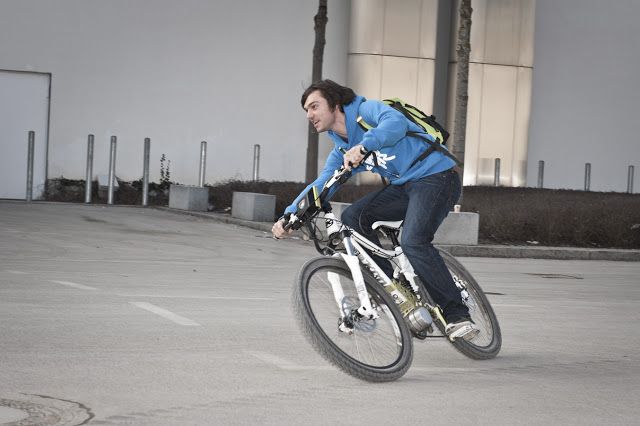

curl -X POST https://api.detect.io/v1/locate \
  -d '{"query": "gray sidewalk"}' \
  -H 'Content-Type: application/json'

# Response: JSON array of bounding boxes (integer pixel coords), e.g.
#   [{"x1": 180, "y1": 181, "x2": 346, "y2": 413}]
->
[{"x1": 157, "y1": 207, "x2": 640, "y2": 262}]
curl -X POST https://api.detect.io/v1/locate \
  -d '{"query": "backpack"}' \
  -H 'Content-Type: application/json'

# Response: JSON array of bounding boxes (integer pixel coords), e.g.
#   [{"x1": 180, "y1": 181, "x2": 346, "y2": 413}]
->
[{"x1": 356, "y1": 98, "x2": 460, "y2": 166}]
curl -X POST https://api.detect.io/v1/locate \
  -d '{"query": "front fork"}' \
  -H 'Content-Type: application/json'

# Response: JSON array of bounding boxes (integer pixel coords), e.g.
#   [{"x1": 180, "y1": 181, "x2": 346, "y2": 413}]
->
[
  {"x1": 326, "y1": 254, "x2": 378, "y2": 335},
  {"x1": 339, "y1": 253, "x2": 378, "y2": 320},
  {"x1": 324, "y1": 224, "x2": 380, "y2": 333},
  {"x1": 325, "y1": 214, "x2": 377, "y2": 317}
]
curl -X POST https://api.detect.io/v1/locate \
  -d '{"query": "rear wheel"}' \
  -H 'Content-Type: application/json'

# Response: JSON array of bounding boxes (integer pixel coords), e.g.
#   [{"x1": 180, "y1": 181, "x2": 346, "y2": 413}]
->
[
  {"x1": 292, "y1": 256, "x2": 413, "y2": 382},
  {"x1": 435, "y1": 250, "x2": 502, "y2": 359}
]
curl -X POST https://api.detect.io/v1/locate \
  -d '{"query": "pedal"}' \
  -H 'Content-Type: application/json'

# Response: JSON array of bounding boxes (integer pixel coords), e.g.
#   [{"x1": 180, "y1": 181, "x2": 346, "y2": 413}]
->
[{"x1": 448, "y1": 324, "x2": 480, "y2": 342}]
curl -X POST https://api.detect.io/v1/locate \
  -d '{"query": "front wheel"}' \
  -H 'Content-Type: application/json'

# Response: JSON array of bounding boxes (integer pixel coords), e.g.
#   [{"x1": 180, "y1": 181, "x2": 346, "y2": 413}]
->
[
  {"x1": 438, "y1": 250, "x2": 502, "y2": 359},
  {"x1": 292, "y1": 257, "x2": 413, "y2": 382}
]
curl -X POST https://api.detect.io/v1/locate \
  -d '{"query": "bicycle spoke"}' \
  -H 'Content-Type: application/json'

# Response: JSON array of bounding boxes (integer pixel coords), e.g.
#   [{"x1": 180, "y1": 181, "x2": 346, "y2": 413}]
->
[{"x1": 307, "y1": 268, "x2": 403, "y2": 368}]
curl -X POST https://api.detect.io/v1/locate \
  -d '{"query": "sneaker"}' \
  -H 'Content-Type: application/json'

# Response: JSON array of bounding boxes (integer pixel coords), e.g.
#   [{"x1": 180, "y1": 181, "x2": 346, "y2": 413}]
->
[{"x1": 445, "y1": 317, "x2": 479, "y2": 341}]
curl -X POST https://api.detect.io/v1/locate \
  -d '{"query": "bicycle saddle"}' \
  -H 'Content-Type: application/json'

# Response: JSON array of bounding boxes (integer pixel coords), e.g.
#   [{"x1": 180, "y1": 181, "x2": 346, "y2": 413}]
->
[{"x1": 371, "y1": 220, "x2": 403, "y2": 230}]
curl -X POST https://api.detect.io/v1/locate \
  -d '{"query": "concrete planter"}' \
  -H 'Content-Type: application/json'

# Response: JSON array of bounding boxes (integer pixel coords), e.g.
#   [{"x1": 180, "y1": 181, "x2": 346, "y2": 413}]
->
[
  {"x1": 231, "y1": 192, "x2": 276, "y2": 222},
  {"x1": 169, "y1": 184, "x2": 209, "y2": 212}
]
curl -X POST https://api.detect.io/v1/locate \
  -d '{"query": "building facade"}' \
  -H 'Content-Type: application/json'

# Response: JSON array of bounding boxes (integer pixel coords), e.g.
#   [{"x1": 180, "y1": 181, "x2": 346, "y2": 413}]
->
[{"x1": 1, "y1": 0, "x2": 638, "y2": 199}]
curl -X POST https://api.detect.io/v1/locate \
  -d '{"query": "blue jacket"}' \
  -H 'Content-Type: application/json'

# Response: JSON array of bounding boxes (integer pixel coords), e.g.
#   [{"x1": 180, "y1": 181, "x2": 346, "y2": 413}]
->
[{"x1": 285, "y1": 95, "x2": 456, "y2": 214}]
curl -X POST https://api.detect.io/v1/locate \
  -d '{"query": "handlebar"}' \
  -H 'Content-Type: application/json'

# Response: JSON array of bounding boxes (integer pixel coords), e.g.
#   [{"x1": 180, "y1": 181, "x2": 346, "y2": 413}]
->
[{"x1": 279, "y1": 149, "x2": 376, "y2": 232}]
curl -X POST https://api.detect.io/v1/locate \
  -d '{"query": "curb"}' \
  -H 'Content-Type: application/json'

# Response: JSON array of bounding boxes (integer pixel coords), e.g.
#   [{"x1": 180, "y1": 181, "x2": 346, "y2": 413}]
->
[
  {"x1": 155, "y1": 207, "x2": 640, "y2": 262},
  {"x1": 437, "y1": 244, "x2": 640, "y2": 262}
]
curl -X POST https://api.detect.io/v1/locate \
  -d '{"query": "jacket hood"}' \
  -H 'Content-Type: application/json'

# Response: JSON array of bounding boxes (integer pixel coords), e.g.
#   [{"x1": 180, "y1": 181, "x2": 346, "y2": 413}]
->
[{"x1": 327, "y1": 95, "x2": 366, "y2": 149}]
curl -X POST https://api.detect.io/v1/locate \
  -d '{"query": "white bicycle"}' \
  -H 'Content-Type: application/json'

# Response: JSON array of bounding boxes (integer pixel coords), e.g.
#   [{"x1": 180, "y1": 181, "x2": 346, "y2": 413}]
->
[{"x1": 284, "y1": 164, "x2": 501, "y2": 382}]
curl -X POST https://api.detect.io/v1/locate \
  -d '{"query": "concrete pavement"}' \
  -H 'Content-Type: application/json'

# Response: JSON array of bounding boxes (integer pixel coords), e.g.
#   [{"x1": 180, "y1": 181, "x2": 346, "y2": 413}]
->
[{"x1": 1, "y1": 201, "x2": 639, "y2": 425}]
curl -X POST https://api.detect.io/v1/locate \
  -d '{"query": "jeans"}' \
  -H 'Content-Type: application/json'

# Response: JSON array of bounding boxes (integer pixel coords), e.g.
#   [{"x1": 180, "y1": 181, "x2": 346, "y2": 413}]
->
[{"x1": 340, "y1": 168, "x2": 469, "y2": 323}]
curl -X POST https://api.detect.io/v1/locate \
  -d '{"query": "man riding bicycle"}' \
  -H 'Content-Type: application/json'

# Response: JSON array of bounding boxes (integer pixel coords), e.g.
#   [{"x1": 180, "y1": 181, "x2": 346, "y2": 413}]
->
[{"x1": 272, "y1": 79, "x2": 478, "y2": 341}]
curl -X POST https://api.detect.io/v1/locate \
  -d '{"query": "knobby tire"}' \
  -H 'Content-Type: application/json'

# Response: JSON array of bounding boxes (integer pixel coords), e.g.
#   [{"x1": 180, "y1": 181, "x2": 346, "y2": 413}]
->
[
  {"x1": 292, "y1": 256, "x2": 414, "y2": 382},
  {"x1": 437, "y1": 249, "x2": 502, "y2": 359}
]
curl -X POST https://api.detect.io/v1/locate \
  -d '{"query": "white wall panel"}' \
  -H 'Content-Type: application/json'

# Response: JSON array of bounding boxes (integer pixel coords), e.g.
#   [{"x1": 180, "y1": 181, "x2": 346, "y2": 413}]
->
[
  {"x1": 512, "y1": 67, "x2": 533, "y2": 186},
  {"x1": 382, "y1": 0, "x2": 422, "y2": 57},
  {"x1": 476, "y1": 65, "x2": 518, "y2": 185},
  {"x1": 462, "y1": 63, "x2": 483, "y2": 185},
  {"x1": 381, "y1": 56, "x2": 419, "y2": 104},
  {"x1": 452, "y1": 0, "x2": 535, "y2": 67},
  {"x1": 417, "y1": 59, "x2": 436, "y2": 113},
  {"x1": 419, "y1": 0, "x2": 440, "y2": 59},
  {"x1": 350, "y1": 0, "x2": 385, "y2": 54},
  {"x1": 518, "y1": 0, "x2": 536, "y2": 67},
  {"x1": 347, "y1": 54, "x2": 383, "y2": 99}
]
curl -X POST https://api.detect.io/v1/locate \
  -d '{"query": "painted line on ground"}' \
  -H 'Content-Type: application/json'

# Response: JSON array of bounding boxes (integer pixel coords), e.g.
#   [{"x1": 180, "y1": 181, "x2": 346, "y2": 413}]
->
[
  {"x1": 245, "y1": 351, "x2": 333, "y2": 371},
  {"x1": 5, "y1": 270, "x2": 28, "y2": 275},
  {"x1": 117, "y1": 293, "x2": 274, "y2": 301},
  {"x1": 491, "y1": 304, "x2": 535, "y2": 308},
  {"x1": 50, "y1": 280, "x2": 97, "y2": 290},
  {"x1": 130, "y1": 302, "x2": 201, "y2": 326}
]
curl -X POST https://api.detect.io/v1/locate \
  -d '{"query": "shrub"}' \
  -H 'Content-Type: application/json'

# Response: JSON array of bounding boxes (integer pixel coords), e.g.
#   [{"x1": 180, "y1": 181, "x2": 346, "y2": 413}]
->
[{"x1": 43, "y1": 178, "x2": 640, "y2": 249}]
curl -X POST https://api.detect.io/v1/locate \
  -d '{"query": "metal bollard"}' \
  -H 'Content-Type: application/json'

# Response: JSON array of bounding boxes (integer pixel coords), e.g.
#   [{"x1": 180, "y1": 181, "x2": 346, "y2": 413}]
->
[
  {"x1": 26, "y1": 131, "x2": 35, "y2": 202},
  {"x1": 142, "y1": 138, "x2": 150, "y2": 206},
  {"x1": 537, "y1": 160, "x2": 545, "y2": 189},
  {"x1": 198, "y1": 141, "x2": 207, "y2": 187},
  {"x1": 494, "y1": 158, "x2": 501, "y2": 186},
  {"x1": 628, "y1": 165, "x2": 635, "y2": 194},
  {"x1": 85, "y1": 135, "x2": 94, "y2": 203},
  {"x1": 107, "y1": 136, "x2": 117, "y2": 205},
  {"x1": 253, "y1": 144, "x2": 260, "y2": 181},
  {"x1": 584, "y1": 163, "x2": 591, "y2": 191}
]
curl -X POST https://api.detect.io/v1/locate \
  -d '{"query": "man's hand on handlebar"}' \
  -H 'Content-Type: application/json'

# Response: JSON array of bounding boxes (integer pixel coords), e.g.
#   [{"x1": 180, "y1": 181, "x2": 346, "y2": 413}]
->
[
  {"x1": 343, "y1": 144, "x2": 367, "y2": 170},
  {"x1": 271, "y1": 218, "x2": 293, "y2": 239}
]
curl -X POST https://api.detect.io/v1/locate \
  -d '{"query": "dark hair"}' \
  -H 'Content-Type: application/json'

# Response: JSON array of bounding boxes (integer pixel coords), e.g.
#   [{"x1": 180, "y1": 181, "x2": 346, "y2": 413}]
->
[{"x1": 301, "y1": 79, "x2": 356, "y2": 112}]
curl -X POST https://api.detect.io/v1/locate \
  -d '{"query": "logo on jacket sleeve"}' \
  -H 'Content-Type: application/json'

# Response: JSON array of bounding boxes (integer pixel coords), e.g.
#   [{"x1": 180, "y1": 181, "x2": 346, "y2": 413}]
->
[{"x1": 364, "y1": 151, "x2": 396, "y2": 171}]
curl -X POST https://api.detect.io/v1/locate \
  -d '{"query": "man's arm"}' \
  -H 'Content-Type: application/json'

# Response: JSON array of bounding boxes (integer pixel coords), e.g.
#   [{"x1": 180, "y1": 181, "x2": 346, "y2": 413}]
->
[
  {"x1": 358, "y1": 100, "x2": 409, "y2": 152},
  {"x1": 283, "y1": 147, "x2": 344, "y2": 215},
  {"x1": 273, "y1": 148, "x2": 346, "y2": 239}
]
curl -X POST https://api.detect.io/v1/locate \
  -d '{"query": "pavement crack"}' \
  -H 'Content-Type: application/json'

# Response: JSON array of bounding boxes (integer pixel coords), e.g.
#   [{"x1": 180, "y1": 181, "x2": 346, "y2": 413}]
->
[{"x1": 22, "y1": 393, "x2": 95, "y2": 425}]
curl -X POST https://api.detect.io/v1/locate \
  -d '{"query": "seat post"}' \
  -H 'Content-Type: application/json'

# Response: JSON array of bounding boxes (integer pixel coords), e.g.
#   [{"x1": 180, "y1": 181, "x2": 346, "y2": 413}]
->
[{"x1": 386, "y1": 229, "x2": 401, "y2": 247}]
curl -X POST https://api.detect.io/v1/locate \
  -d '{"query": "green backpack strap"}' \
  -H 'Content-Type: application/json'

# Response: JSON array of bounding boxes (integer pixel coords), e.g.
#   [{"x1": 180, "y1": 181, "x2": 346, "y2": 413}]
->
[{"x1": 356, "y1": 115, "x2": 373, "y2": 131}]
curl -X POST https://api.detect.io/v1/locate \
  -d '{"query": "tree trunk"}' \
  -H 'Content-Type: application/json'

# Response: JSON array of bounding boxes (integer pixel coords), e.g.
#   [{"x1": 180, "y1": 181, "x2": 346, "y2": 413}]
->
[
  {"x1": 305, "y1": 0, "x2": 328, "y2": 182},
  {"x1": 452, "y1": 0, "x2": 472, "y2": 203}
]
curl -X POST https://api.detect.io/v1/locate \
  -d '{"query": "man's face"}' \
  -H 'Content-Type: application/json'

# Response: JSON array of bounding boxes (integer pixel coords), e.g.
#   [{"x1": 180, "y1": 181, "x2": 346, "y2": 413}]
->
[{"x1": 303, "y1": 90, "x2": 337, "y2": 133}]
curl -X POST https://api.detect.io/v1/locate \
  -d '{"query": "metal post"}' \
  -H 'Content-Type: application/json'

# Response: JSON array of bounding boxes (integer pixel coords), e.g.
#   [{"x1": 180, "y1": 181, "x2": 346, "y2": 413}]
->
[
  {"x1": 198, "y1": 141, "x2": 207, "y2": 187},
  {"x1": 584, "y1": 163, "x2": 591, "y2": 191},
  {"x1": 84, "y1": 135, "x2": 94, "y2": 203},
  {"x1": 537, "y1": 160, "x2": 545, "y2": 189},
  {"x1": 107, "y1": 136, "x2": 117, "y2": 205},
  {"x1": 26, "y1": 131, "x2": 35, "y2": 202},
  {"x1": 494, "y1": 158, "x2": 501, "y2": 186},
  {"x1": 142, "y1": 138, "x2": 150, "y2": 206},
  {"x1": 253, "y1": 144, "x2": 260, "y2": 181},
  {"x1": 628, "y1": 165, "x2": 635, "y2": 194}
]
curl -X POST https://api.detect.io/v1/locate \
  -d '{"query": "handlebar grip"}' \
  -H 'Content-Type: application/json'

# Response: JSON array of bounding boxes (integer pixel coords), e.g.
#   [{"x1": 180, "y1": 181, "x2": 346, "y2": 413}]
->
[
  {"x1": 282, "y1": 213, "x2": 302, "y2": 231},
  {"x1": 281, "y1": 214, "x2": 293, "y2": 231}
]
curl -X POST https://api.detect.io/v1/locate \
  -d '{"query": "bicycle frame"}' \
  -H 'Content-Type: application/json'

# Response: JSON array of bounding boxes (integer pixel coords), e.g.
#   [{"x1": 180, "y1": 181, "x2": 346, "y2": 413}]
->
[
  {"x1": 322, "y1": 211, "x2": 436, "y2": 327},
  {"x1": 285, "y1": 165, "x2": 445, "y2": 331}
]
